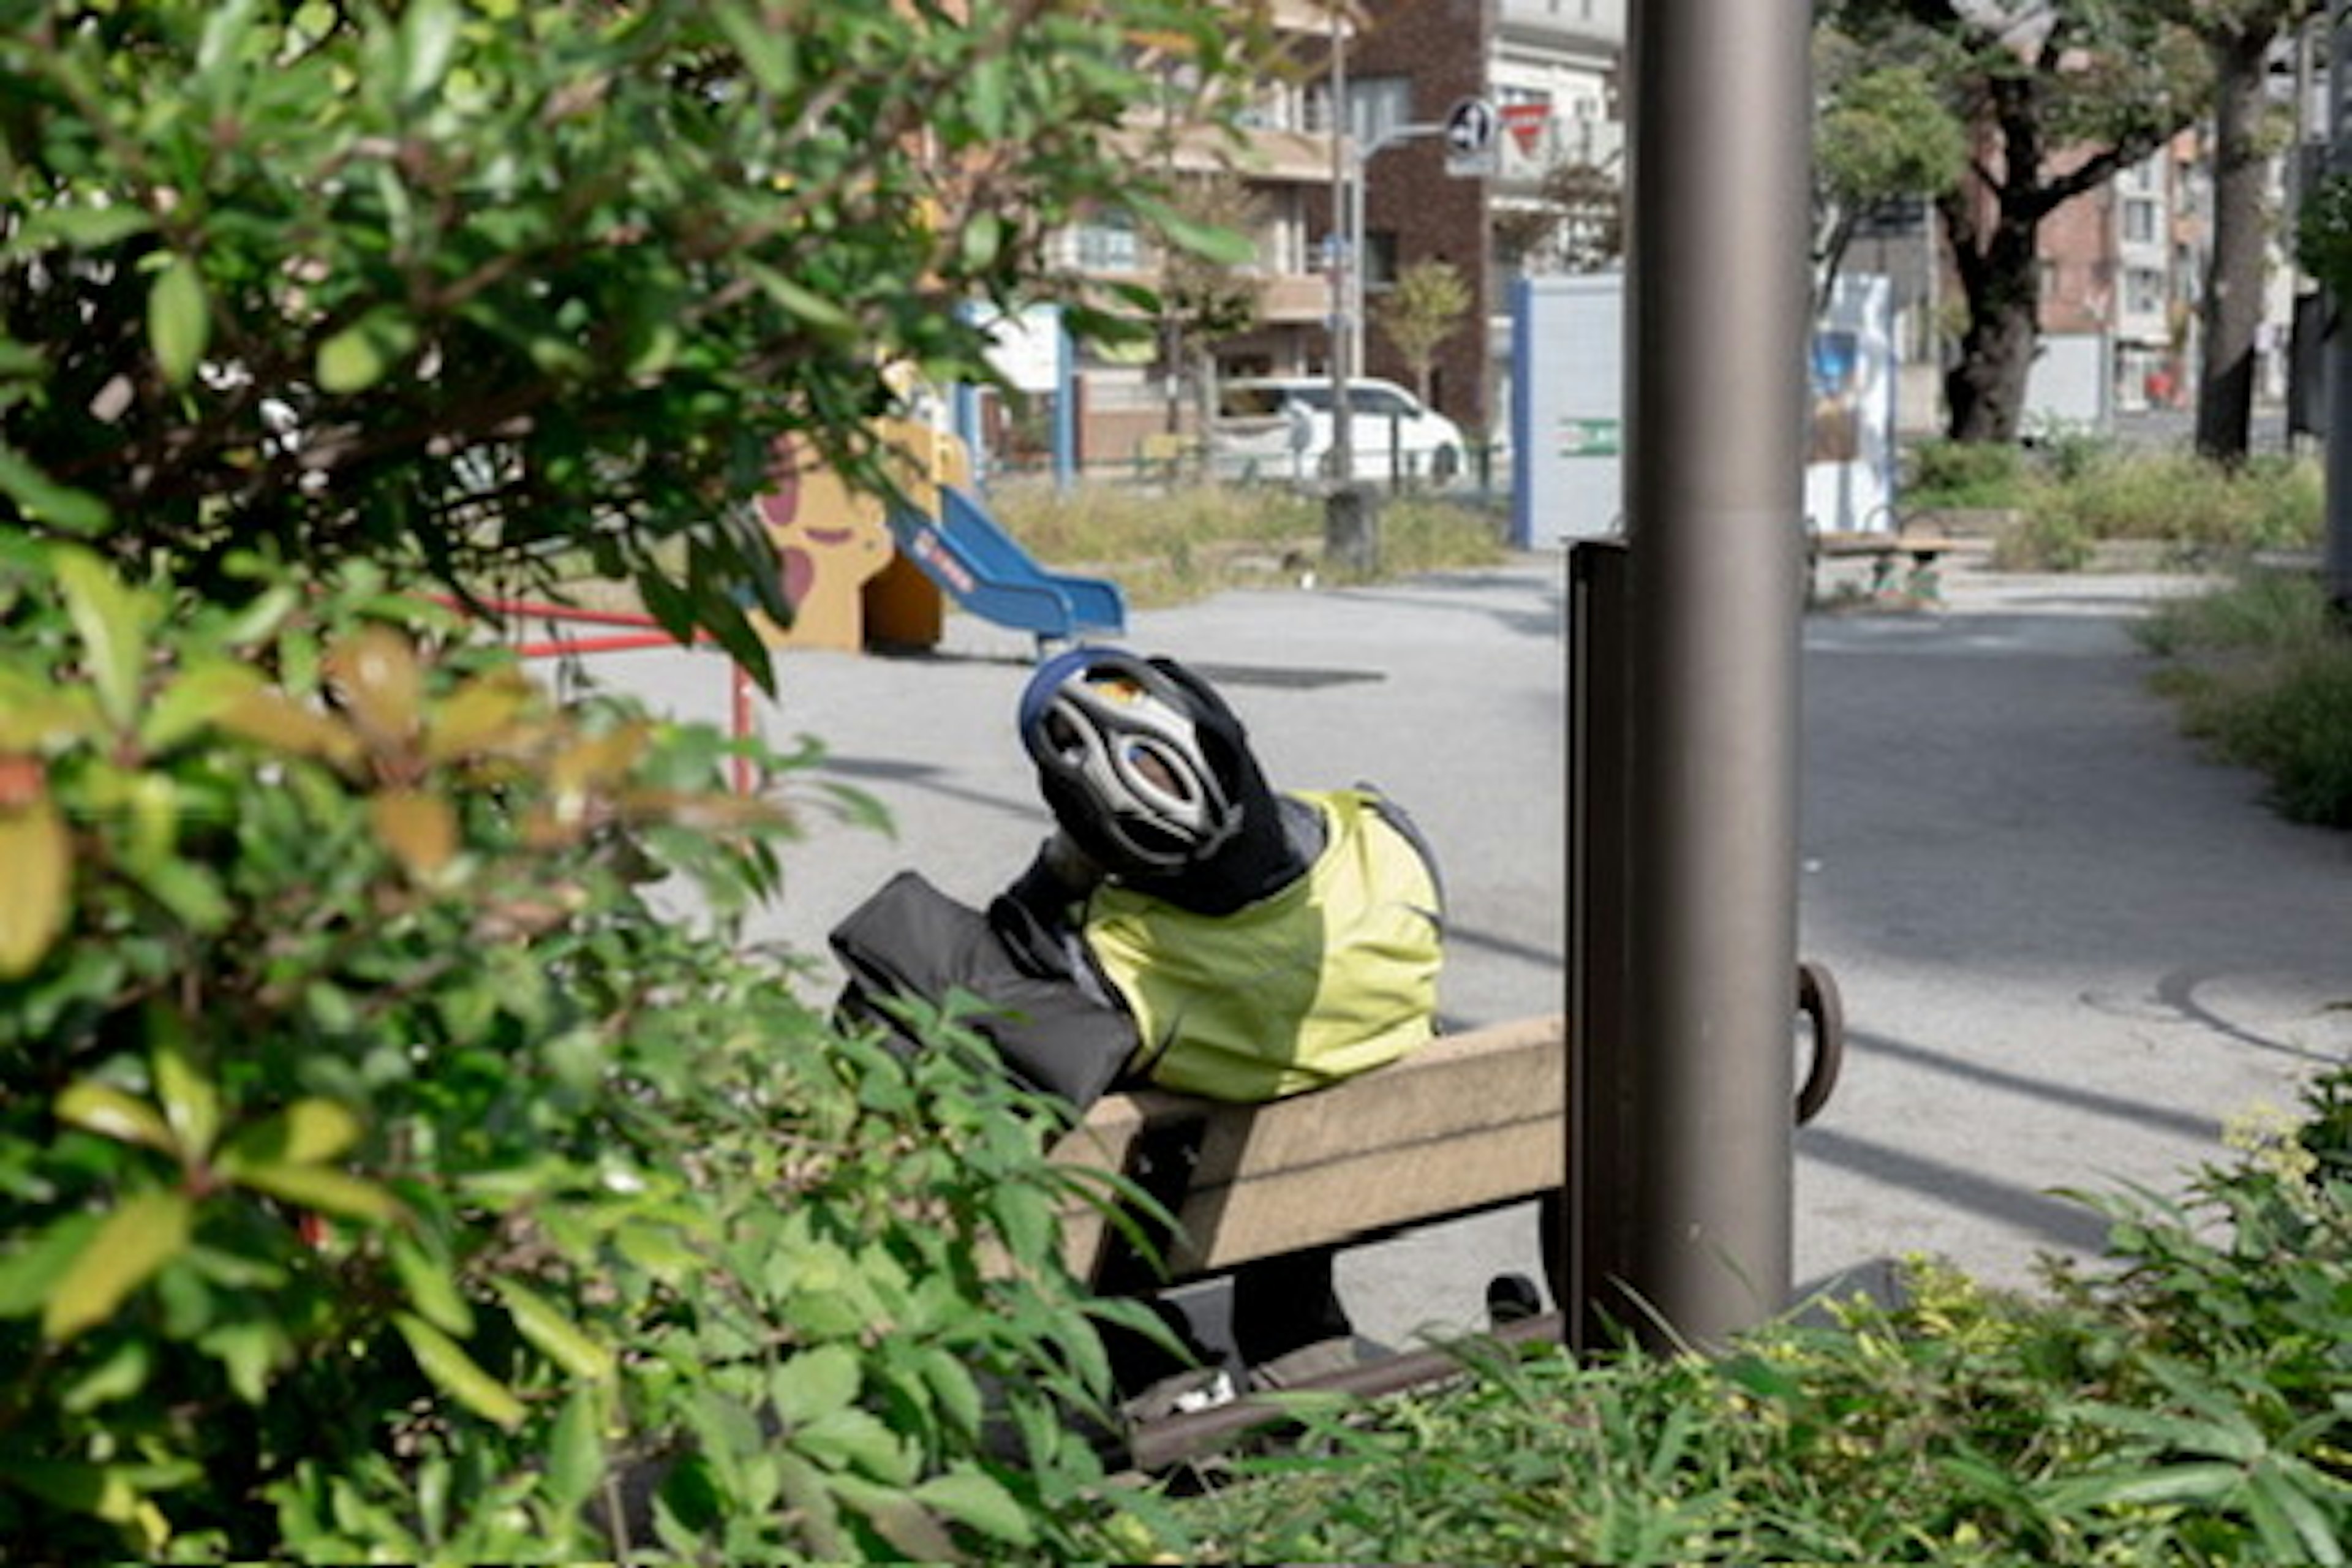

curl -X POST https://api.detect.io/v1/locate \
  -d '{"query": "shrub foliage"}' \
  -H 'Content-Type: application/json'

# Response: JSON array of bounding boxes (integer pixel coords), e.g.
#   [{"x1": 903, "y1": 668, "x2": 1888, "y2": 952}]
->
[
  {"x1": 1187, "y1": 1065, "x2": 2352, "y2": 1563},
  {"x1": 0, "y1": 543, "x2": 1148, "y2": 1562},
  {"x1": 0, "y1": 0, "x2": 1265, "y2": 677}
]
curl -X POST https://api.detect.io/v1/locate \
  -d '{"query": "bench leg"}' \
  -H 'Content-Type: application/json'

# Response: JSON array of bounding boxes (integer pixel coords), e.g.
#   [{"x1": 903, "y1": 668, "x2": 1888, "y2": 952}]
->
[{"x1": 1904, "y1": 551, "x2": 1944, "y2": 605}]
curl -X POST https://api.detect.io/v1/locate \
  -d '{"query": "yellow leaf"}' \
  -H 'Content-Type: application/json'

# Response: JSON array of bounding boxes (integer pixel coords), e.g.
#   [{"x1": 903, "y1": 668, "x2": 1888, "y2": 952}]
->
[
  {"x1": 217, "y1": 691, "x2": 361, "y2": 770},
  {"x1": 0, "y1": 800, "x2": 70, "y2": 978},
  {"x1": 423, "y1": 670, "x2": 535, "y2": 763},
  {"x1": 369, "y1": 790, "x2": 457, "y2": 877},
  {"x1": 549, "y1": 723, "x2": 649, "y2": 799},
  {"x1": 54, "y1": 1083, "x2": 176, "y2": 1156},
  {"x1": 43, "y1": 1191, "x2": 192, "y2": 1342},
  {"x1": 228, "y1": 1160, "x2": 401, "y2": 1222},
  {"x1": 327, "y1": 625, "x2": 421, "y2": 747},
  {"x1": 219, "y1": 1096, "x2": 363, "y2": 1169}
]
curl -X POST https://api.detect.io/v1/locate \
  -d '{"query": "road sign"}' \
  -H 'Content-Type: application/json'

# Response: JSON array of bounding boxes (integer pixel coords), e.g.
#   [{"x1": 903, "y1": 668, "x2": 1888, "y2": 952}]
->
[{"x1": 1444, "y1": 97, "x2": 1498, "y2": 177}]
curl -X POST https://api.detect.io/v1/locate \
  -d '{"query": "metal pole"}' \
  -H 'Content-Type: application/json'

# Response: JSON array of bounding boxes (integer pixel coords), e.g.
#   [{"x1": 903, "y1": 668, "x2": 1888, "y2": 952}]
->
[
  {"x1": 2328, "y1": 0, "x2": 2352, "y2": 608},
  {"x1": 1613, "y1": 0, "x2": 1809, "y2": 1343},
  {"x1": 1329, "y1": 6, "x2": 1354, "y2": 485}
]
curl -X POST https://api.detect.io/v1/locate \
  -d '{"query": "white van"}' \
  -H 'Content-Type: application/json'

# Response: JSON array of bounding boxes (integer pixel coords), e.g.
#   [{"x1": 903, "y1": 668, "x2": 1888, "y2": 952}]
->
[{"x1": 1209, "y1": 377, "x2": 1468, "y2": 486}]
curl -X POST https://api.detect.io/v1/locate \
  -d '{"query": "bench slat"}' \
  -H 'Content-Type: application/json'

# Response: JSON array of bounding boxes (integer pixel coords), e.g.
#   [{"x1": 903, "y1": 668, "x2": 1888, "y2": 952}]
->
[{"x1": 1049, "y1": 1014, "x2": 1567, "y2": 1284}]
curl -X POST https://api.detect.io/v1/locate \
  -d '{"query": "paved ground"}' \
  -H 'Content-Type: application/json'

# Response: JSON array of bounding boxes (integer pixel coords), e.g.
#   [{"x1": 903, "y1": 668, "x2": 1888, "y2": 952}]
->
[{"x1": 578, "y1": 548, "x2": 2352, "y2": 1351}]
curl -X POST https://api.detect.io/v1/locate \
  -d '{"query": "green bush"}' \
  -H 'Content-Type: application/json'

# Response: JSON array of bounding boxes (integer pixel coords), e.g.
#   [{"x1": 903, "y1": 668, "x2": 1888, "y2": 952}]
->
[
  {"x1": 0, "y1": 542, "x2": 1152, "y2": 1561},
  {"x1": 1905, "y1": 438, "x2": 2026, "y2": 509},
  {"x1": 0, "y1": 0, "x2": 1270, "y2": 676},
  {"x1": 1180, "y1": 1061, "x2": 2352, "y2": 1563},
  {"x1": 1995, "y1": 450, "x2": 2320, "y2": 571},
  {"x1": 2139, "y1": 568, "x2": 2352, "y2": 828}
]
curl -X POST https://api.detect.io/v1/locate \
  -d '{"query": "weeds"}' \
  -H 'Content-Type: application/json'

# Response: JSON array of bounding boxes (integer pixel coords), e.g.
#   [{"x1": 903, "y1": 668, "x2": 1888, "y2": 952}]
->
[
  {"x1": 989, "y1": 480, "x2": 1509, "y2": 606},
  {"x1": 1177, "y1": 1059, "x2": 2352, "y2": 1564},
  {"x1": 1904, "y1": 438, "x2": 2322, "y2": 572},
  {"x1": 2138, "y1": 568, "x2": 2352, "y2": 827}
]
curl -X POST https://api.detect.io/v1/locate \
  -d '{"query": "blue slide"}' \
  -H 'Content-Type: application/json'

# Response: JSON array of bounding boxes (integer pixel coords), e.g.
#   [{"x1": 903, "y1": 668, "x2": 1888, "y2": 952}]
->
[{"x1": 887, "y1": 485, "x2": 1127, "y2": 646}]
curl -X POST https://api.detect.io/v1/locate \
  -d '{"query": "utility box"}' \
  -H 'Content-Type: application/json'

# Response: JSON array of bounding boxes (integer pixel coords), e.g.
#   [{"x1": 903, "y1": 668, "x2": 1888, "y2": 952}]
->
[{"x1": 1511, "y1": 273, "x2": 1626, "y2": 551}]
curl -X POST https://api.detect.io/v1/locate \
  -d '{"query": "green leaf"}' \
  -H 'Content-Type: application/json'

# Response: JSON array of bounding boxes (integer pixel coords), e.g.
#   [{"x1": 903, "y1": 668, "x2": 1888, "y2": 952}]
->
[
  {"x1": 714, "y1": 1, "x2": 798, "y2": 94},
  {"x1": 221, "y1": 1097, "x2": 363, "y2": 1168},
  {"x1": 794, "y1": 1407, "x2": 911, "y2": 1483},
  {"x1": 315, "y1": 309, "x2": 420, "y2": 394},
  {"x1": 398, "y1": 0, "x2": 461, "y2": 98},
  {"x1": 148, "y1": 257, "x2": 211, "y2": 388},
  {"x1": 916, "y1": 1466, "x2": 1035, "y2": 1547},
  {"x1": 197, "y1": 0, "x2": 260, "y2": 75},
  {"x1": 390, "y1": 1232, "x2": 473, "y2": 1336},
  {"x1": 61, "y1": 1339, "x2": 154, "y2": 1413},
  {"x1": 55, "y1": 1082, "x2": 176, "y2": 1155},
  {"x1": 1133, "y1": 195, "x2": 1255, "y2": 266},
  {"x1": 2050, "y1": 1460, "x2": 2246, "y2": 1512},
  {"x1": 916, "y1": 1345, "x2": 984, "y2": 1436},
  {"x1": 44, "y1": 1190, "x2": 194, "y2": 1342},
  {"x1": 742, "y1": 262, "x2": 858, "y2": 335},
  {"x1": 960, "y1": 210, "x2": 1003, "y2": 270},
  {"x1": 0, "y1": 447, "x2": 108, "y2": 533},
  {"x1": 12, "y1": 204, "x2": 154, "y2": 252},
  {"x1": 0, "y1": 1458, "x2": 150, "y2": 1528},
  {"x1": 227, "y1": 1161, "x2": 401, "y2": 1221},
  {"x1": 140, "y1": 663, "x2": 266, "y2": 753},
  {"x1": 545, "y1": 1386, "x2": 605, "y2": 1513},
  {"x1": 197, "y1": 1318, "x2": 287, "y2": 1404},
  {"x1": 2253, "y1": 1460, "x2": 2345, "y2": 1567},
  {"x1": 53, "y1": 546, "x2": 148, "y2": 728},
  {"x1": 494, "y1": 1277, "x2": 614, "y2": 1381},
  {"x1": 0, "y1": 1212, "x2": 104, "y2": 1317},
  {"x1": 769, "y1": 1343, "x2": 860, "y2": 1427},
  {"x1": 151, "y1": 1019, "x2": 221, "y2": 1162},
  {"x1": 394, "y1": 1312, "x2": 527, "y2": 1429}
]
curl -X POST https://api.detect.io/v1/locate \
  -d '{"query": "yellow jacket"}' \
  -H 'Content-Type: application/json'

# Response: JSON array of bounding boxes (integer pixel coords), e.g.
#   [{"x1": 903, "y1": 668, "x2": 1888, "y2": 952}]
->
[{"x1": 1082, "y1": 790, "x2": 1442, "y2": 1101}]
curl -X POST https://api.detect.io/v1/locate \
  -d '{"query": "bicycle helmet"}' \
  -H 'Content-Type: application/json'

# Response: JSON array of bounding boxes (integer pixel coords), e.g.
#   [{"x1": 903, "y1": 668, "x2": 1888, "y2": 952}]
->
[{"x1": 1019, "y1": 647, "x2": 1243, "y2": 876}]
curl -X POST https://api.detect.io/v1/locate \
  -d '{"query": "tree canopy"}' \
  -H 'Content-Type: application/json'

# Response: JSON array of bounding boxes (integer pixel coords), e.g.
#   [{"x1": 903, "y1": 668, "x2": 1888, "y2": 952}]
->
[{"x1": 1823, "y1": 0, "x2": 2207, "y2": 441}]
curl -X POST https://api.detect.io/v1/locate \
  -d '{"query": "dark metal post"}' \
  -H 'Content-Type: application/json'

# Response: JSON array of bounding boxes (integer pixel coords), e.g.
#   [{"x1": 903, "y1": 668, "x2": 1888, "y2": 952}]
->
[
  {"x1": 1613, "y1": 0, "x2": 1809, "y2": 1343},
  {"x1": 1566, "y1": 540, "x2": 1634, "y2": 1352}
]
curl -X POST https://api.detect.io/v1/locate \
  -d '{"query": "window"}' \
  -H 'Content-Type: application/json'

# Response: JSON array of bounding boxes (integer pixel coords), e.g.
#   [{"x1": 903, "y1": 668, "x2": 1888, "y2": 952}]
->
[
  {"x1": 1349, "y1": 76, "x2": 1414, "y2": 148},
  {"x1": 1074, "y1": 213, "x2": 1140, "y2": 273},
  {"x1": 2121, "y1": 198, "x2": 2158, "y2": 245},
  {"x1": 1362, "y1": 230, "x2": 1400, "y2": 289},
  {"x1": 2125, "y1": 265, "x2": 2166, "y2": 315}
]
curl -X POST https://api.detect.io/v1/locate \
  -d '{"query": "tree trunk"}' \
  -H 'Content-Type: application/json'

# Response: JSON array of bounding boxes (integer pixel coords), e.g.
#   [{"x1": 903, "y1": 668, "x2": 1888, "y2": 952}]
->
[
  {"x1": 2195, "y1": 30, "x2": 2274, "y2": 464},
  {"x1": 1940, "y1": 190, "x2": 2045, "y2": 443}
]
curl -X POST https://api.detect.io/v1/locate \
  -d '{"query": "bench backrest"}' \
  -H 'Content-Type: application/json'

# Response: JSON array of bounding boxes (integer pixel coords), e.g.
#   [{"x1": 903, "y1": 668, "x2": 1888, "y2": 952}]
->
[{"x1": 1047, "y1": 1014, "x2": 1568, "y2": 1286}]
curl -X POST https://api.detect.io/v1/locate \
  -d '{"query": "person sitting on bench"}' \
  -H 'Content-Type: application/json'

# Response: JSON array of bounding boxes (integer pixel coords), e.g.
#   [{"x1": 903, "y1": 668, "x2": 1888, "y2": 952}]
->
[{"x1": 829, "y1": 646, "x2": 1445, "y2": 1398}]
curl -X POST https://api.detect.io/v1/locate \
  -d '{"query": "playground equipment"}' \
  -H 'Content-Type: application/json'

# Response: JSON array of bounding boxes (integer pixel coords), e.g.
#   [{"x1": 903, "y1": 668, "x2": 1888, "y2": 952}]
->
[{"x1": 753, "y1": 419, "x2": 1124, "y2": 655}]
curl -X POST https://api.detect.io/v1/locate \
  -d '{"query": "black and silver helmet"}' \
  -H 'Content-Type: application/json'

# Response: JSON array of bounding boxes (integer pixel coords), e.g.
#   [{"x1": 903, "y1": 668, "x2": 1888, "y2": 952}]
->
[{"x1": 1018, "y1": 647, "x2": 1243, "y2": 876}]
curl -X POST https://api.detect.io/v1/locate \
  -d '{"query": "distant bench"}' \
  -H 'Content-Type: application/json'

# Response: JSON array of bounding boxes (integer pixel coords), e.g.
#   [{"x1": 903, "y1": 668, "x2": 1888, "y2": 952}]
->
[{"x1": 1806, "y1": 528, "x2": 1992, "y2": 606}]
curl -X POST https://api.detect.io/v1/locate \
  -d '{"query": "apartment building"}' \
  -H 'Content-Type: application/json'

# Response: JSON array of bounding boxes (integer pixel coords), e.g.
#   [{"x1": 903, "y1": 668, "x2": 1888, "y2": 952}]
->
[{"x1": 1049, "y1": 0, "x2": 1625, "y2": 470}]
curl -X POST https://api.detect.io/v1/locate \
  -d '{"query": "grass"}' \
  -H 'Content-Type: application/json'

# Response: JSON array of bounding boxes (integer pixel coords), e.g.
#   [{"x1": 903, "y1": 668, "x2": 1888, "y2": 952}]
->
[
  {"x1": 1903, "y1": 437, "x2": 2323, "y2": 572},
  {"x1": 987, "y1": 478, "x2": 1512, "y2": 607},
  {"x1": 2138, "y1": 567, "x2": 2352, "y2": 829}
]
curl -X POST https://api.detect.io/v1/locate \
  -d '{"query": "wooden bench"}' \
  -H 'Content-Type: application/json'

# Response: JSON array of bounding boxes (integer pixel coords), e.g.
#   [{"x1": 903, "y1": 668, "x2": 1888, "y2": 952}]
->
[
  {"x1": 1046, "y1": 1013, "x2": 1568, "y2": 1295},
  {"x1": 1806, "y1": 529, "x2": 1990, "y2": 606}
]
